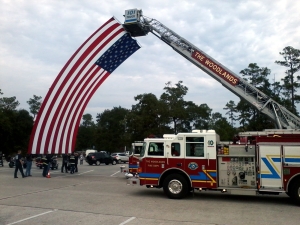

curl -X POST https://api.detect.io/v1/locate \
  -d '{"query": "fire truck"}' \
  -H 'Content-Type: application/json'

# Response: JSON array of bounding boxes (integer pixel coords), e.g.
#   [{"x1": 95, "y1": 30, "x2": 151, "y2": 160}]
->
[
  {"x1": 124, "y1": 142, "x2": 143, "y2": 178},
  {"x1": 122, "y1": 9, "x2": 300, "y2": 204},
  {"x1": 127, "y1": 129, "x2": 300, "y2": 205}
]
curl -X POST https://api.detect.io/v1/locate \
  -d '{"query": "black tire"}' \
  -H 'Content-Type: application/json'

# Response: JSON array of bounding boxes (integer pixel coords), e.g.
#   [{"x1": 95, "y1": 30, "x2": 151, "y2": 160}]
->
[
  {"x1": 290, "y1": 179, "x2": 300, "y2": 205},
  {"x1": 88, "y1": 162, "x2": 93, "y2": 165},
  {"x1": 118, "y1": 159, "x2": 122, "y2": 164},
  {"x1": 112, "y1": 160, "x2": 117, "y2": 165},
  {"x1": 163, "y1": 174, "x2": 189, "y2": 199},
  {"x1": 96, "y1": 160, "x2": 101, "y2": 166}
]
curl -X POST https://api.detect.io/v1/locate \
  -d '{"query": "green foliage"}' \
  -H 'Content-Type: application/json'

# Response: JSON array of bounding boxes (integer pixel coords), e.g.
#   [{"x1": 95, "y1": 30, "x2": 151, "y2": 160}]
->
[
  {"x1": 94, "y1": 107, "x2": 129, "y2": 152},
  {"x1": 0, "y1": 96, "x2": 20, "y2": 111},
  {"x1": 75, "y1": 113, "x2": 96, "y2": 151},
  {"x1": 275, "y1": 46, "x2": 300, "y2": 115},
  {"x1": 27, "y1": 95, "x2": 42, "y2": 119}
]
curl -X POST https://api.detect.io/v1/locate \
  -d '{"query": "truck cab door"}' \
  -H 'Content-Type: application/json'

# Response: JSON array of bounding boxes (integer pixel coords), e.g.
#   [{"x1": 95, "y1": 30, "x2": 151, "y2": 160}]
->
[{"x1": 184, "y1": 139, "x2": 209, "y2": 188}]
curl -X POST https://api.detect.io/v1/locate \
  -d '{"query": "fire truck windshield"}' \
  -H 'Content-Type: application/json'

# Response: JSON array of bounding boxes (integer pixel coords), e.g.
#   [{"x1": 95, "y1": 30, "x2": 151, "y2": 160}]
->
[{"x1": 140, "y1": 142, "x2": 147, "y2": 157}]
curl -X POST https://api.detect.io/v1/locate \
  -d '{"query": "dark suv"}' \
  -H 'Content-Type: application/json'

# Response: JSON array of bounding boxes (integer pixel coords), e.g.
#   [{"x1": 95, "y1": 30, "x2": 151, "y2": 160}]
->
[{"x1": 86, "y1": 152, "x2": 117, "y2": 166}]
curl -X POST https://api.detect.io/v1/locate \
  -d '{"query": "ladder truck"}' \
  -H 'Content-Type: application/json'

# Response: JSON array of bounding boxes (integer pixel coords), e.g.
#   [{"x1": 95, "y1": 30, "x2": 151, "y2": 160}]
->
[{"x1": 123, "y1": 9, "x2": 300, "y2": 204}]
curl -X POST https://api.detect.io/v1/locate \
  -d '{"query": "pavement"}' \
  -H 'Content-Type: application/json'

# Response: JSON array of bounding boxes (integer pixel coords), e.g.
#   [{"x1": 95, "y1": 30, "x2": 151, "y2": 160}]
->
[{"x1": 0, "y1": 159, "x2": 299, "y2": 225}]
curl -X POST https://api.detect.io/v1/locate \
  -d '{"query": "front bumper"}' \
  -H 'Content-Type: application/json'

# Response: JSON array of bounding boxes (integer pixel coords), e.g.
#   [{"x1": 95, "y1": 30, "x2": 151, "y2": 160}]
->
[{"x1": 126, "y1": 177, "x2": 140, "y2": 186}]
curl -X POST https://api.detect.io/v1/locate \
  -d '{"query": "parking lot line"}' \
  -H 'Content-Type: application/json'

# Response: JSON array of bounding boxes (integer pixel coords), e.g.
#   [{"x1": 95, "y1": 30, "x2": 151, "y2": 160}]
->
[
  {"x1": 76, "y1": 170, "x2": 94, "y2": 175},
  {"x1": 119, "y1": 217, "x2": 136, "y2": 225},
  {"x1": 110, "y1": 171, "x2": 120, "y2": 176},
  {"x1": 6, "y1": 210, "x2": 55, "y2": 225}
]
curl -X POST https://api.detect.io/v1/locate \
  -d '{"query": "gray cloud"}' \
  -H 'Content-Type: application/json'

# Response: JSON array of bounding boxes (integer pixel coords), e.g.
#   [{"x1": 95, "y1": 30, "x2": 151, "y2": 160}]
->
[{"x1": 1, "y1": 0, "x2": 299, "y2": 122}]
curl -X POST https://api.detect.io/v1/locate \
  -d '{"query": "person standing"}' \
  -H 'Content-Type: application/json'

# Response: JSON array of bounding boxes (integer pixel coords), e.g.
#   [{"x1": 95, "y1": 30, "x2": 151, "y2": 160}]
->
[
  {"x1": 80, "y1": 154, "x2": 84, "y2": 165},
  {"x1": 69, "y1": 153, "x2": 75, "y2": 174},
  {"x1": 61, "y1": 154, "x2": 69, "y2": 173},
  {"x1": 25, "y1": 154, "x2": 33, "y2": 176},
  {"x1": 74, "y1": 153, "x2": 79, "y2": 173},
  {"x1": 41, "y1": 154, "x2": 49, "y2": 177},
  {"x1": 14, "y1": 150, "x2": 25, "y2": 178}
]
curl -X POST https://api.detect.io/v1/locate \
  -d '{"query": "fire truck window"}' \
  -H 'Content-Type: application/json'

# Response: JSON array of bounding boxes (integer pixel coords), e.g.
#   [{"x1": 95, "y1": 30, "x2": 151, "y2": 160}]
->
[
  {"x1": 148, "y1": 142, "x2": 164, "y2": 156},
  {"x1": 134, "y1": 146, "x2": 141, "y2": 154},
  {"x1": 171, "y1": 143, "x2": 180, "y2": 156},
  {"x1": 186, "y1": 137, "x2": 204, "y2": 157}
]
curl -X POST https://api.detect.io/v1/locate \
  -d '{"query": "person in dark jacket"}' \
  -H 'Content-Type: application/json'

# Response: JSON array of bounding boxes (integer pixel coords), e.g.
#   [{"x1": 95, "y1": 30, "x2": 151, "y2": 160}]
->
[
  {"x1": 74, "y1": 153, "x2": 79, "y2": 173},
  {"x1": 14, "y1": 150, "x2": 25, "y2": 178},
  {"x1": 61, "y1": 154, "x2": 69, "y2": 173},
  {"x1": 69, "y1": 153, "x2": 75, "y2": 174},
  {"x1": 25, "y1": 154, "x2": 33, "y2": 176},
  {"x1": 41, "y1": 154, "x2": 50, "y2": 177}
]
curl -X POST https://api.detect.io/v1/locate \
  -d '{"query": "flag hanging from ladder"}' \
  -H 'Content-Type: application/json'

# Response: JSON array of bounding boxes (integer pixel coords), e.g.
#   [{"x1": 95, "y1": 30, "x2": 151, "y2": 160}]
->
[{"x1": 28, "y1": 17, "x2": 140, "y2": 155}]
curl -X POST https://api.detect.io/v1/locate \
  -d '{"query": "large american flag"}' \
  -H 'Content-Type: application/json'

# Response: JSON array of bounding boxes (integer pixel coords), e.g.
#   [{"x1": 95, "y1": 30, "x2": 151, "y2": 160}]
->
[{"x1": 28, "y1": 17, "x2": 140, "y2": 155}]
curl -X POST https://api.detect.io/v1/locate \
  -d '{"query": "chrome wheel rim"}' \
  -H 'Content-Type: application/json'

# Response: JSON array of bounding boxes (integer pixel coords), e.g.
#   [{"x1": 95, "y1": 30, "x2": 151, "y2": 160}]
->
[{"x1": 168, "y1": 179, "x2": 183, "y2": 194}]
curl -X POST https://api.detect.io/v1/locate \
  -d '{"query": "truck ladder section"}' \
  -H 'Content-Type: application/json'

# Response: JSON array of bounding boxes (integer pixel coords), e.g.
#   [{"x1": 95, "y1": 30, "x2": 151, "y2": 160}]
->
[
  {"x1": 239, "y1": 129, "x2": 300, "y2": 137},
  {"x1": 123, "y1": 10, "x2": 300, "y2": 129}
]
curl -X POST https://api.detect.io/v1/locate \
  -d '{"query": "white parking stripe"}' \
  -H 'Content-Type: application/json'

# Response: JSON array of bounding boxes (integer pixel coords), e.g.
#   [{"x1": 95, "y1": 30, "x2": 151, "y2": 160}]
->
[
  {"x1": 7, "y1": 210, "x2": 55, "y2": 225},
  {"x1": 119, "y1": 217, "x2": 136, "y2": 225},
  {"x1": 110, "y1": 171, "x2": 120, "y2": 176},
  {"x1": 76, "y1": 170, "x2": 94, "y2": 175}
]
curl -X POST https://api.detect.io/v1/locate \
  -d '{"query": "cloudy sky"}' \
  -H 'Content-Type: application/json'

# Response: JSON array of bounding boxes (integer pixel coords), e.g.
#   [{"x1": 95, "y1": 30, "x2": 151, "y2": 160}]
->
[{"x1": 1, "y1": 0, "x2": 300, "y2": 122}]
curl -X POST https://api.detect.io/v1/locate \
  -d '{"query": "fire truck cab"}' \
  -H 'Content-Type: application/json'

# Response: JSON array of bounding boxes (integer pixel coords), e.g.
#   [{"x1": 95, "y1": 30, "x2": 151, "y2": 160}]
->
[{"x1": 127, "y1": 129, "x2": 300, "y2": 205}]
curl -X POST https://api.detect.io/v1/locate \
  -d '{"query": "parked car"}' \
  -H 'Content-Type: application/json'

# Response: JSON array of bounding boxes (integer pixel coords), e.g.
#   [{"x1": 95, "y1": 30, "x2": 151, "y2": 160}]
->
[
  {"x1": 85, "y1": 152, "x2": 117, "y2": 166},
  {"x1": 111, "y1": 153, "x2": 129, "y2": 164}
]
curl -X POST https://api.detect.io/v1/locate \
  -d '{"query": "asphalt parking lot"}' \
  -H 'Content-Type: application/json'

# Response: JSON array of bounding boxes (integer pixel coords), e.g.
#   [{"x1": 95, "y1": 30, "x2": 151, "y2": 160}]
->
[{"x1": 0, "y1": 159, "x2": 299, "y2": 225}]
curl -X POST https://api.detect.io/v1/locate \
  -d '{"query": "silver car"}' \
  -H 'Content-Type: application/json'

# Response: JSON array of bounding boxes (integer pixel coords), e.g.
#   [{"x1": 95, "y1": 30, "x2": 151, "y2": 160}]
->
[{"x1": 111, "y1": 153, "x2": 129, "y2": 164}]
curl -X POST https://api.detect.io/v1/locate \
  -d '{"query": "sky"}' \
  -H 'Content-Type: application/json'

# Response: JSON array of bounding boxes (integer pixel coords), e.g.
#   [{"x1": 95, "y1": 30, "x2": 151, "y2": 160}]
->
[{"x1": 1, "y1": 0, "x2": 300, "y2": 123}]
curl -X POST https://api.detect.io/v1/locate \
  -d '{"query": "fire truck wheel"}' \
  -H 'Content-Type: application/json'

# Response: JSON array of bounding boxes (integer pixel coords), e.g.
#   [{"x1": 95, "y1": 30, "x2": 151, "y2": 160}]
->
[
  {"x1": 290, "y1": 179, "x2": 300, "y2": 205},
  {"x1": 163, "y1": 174, "x2": 189, "y2": 199}
]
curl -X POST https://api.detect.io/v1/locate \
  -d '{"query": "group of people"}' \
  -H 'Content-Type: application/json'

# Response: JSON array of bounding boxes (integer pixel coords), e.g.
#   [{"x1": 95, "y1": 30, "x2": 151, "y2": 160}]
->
[
  {"x1": 13, "y1": 151, "x2": 84, "y2": 178},
  {"x1": 61, "y1": 153, "x2": 83, "y2": 174}
]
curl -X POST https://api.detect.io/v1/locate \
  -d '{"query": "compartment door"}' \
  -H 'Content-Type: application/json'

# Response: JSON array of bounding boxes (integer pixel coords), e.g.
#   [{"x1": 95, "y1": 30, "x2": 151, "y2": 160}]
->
[{"x1": 259, "y1": 145, "x2": 283, "y2": 190}]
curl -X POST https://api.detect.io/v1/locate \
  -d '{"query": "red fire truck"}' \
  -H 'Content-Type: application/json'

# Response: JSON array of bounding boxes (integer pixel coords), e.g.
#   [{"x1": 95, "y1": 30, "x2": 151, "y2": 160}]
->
[
  {"x1": 124, "y1": 142, "x2": 143, "y2": 178},
  {"x1": 127, "y1": 130, "x2": 300, "y2": 205},
  {"x1": 123, "y1": 9, "x2": 300, "y2": 204}
]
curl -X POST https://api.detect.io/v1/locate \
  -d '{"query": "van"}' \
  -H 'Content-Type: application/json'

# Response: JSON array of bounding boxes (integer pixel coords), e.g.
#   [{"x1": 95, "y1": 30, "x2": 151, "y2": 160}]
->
[{"x1": 85, "y1": 149, "x2": 97, "y2": 156}]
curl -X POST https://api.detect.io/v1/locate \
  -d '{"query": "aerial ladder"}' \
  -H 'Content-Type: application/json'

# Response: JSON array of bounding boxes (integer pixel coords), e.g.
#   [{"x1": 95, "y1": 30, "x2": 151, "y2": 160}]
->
[{"x1": 122, "y1": 9, "x2": 300, "y2": 130}]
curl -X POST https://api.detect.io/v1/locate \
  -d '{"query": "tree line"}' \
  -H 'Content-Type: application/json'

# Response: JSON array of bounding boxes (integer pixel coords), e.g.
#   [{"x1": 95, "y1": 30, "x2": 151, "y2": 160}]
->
[{"x1": 1, "y1": 46, "x2": 299, "y2": 156}]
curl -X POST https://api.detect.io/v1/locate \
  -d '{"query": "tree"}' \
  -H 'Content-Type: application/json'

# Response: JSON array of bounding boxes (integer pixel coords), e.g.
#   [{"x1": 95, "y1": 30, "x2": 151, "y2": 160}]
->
[
  {"x1": 0, "y1": 96, "x2": 20, "y2": 111},
  {"x1": 209, "y1": 112, "x2": 236, "y2": 141},
  {"x1": 27, "y1": 95, "x2": 42, "y2": 119},
  {"x1": 236, "y1": 63, "x2": 276, "y2": 130},
  {"x1": 191, "y1": 103, "x2": 212, "y2": 130},
  {"x1": 95, "y1": 107, "x2": 129, "y2": 152},
  {"x1": 75, "y1": 113, "x2": 96, "y2": 151},
  {"x1": 275, "y1": 46, "x2": 300, "y2": 115},
  {"x1": 160, "y1": 81, "x2": 189, "y2": 134},
  {"x1": 223, "y1": 100, "x2": 237, "y2": 127},
  {"x1": 127, "y1": 93, "x2": 166, "y2": 140}
]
